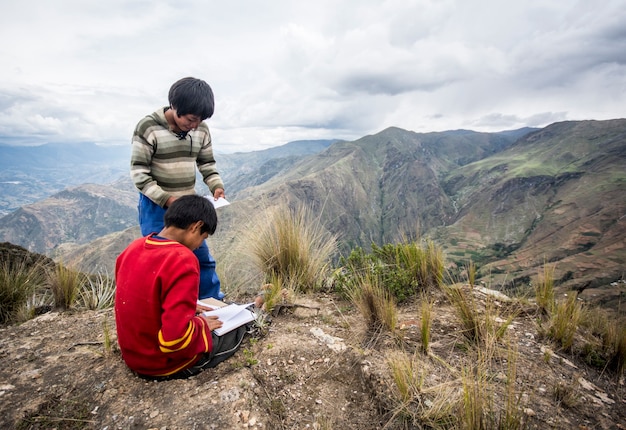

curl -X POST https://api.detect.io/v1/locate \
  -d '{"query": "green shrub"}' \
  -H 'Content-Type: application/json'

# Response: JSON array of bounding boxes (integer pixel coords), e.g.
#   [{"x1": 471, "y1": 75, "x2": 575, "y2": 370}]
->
[{"x1": 334, "y1": 238, "x2": 444, "y2": 303}]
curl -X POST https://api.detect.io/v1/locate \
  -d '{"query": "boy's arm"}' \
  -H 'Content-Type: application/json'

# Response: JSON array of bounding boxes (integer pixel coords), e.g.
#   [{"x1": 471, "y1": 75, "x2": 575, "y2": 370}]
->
[
  {"x1": 130, "y1": 121, "x2": 170, "y2": 207},
  {"x1": 158, "y1": 261, "x2": 213, "y2": 356},
  {"x1": 196, "y1": 126, "x2": 225, "y2": 194}
]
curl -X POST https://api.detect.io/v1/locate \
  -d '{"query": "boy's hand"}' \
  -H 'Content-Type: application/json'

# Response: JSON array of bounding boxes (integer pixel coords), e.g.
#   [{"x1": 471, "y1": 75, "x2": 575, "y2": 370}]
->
[
  {"x1": 201, "y1": 315, "x2": 223, "y2": 331},
  {"x1": 164, "y1": 196, "x2": 177, "y2": 208},
  {"x1": 196, "y1": 303, "x2": 213, "y2": 313},
  {"x1": 213, "y1": 188, "x2": 225, "y2": 200}
]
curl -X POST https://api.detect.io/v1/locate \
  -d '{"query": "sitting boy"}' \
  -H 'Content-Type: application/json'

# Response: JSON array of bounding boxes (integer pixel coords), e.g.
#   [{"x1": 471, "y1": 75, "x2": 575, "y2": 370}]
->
[{"x1": 115, "y1": 195, "x2": 247, "y2": 379}]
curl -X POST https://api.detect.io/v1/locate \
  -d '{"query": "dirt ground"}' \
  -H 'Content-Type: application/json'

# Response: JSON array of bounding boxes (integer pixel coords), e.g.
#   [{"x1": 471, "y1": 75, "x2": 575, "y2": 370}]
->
[{"x1": 0, "y1": 290, "x2": 624, "y2": 429}]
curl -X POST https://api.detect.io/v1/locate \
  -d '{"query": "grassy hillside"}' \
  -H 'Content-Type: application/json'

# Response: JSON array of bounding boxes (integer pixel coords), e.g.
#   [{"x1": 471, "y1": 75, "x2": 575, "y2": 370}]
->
[{"x1": 437, "y1": 120, "x2": 626, "y2": 299}]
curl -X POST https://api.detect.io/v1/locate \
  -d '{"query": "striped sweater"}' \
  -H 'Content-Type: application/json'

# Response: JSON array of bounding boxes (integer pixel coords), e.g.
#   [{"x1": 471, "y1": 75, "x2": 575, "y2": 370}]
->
[
  {"x1": 130, "y1": 107, "x2": 224, "y2": 207},
  {"x1": 115, "y1": 234, "x2": 213, "y2": 377}
]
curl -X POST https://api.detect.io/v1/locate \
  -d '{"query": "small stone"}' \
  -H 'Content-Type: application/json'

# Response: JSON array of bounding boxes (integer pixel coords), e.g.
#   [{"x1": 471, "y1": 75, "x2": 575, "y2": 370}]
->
[{"x1": 523, "y1": 408, "x2": 535, "y2": 417}]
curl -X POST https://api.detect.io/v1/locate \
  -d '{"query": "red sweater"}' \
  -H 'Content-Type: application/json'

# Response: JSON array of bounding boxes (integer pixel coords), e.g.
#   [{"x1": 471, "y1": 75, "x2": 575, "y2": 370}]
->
[{"x1": 114, "y1": 234, "x2": 212, "y2": 377}]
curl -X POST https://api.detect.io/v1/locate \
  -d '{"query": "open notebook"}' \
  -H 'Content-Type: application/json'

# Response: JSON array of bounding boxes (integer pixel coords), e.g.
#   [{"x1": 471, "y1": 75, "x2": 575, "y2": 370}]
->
[{"x1": 198, "y1": 299, "x2": 255, "y2": 336}]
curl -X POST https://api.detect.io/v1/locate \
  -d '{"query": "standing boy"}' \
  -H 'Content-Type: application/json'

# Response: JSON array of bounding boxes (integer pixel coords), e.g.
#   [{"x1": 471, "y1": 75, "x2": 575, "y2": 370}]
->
[
  {"x1": 115, "y1": 195, "x2": 246, "y2": 379},
  {"x1": 130, "y1": 76, "x2": 224, "y2": 299}
]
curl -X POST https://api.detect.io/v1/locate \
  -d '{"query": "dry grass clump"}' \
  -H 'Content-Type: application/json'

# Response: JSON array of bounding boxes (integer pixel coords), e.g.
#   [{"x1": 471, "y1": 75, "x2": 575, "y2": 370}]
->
[
  {"x1": 244, "y1": 203, "x2": 337, "y2": 293},
  {"x1": 2, "y1": 258, "x2": 114, "y2": 322},
  {"x1": 419, "y1": 296, "x2": 433, "y2": 354},
  {"x1": 459, "y1": 342, "x2": 527, "y2": 430},
  {"x1": 535, "y1": 264, "x2": 626, "y2": 376},
  {"x1": 47, "y1": 262, "x2": 84, "y2": 311},
  {"x1": 444, "y1": 284, "x2": 515, "y2": 347},
  {"x1": 347, "y1": 267, "x2": 397, "y2": 334},
  {"x1": 387, "y1": 350, "x2": 459, "y2": 428},
  {"x1": 547, "y1": 294, "x2": 583, "y2": 352},
  {"x1": 534, "y1": 263, "x2": 555, "y2": 315},
  {"x1": 0, "y1": 257, "x2": 47, "y2": 324}
]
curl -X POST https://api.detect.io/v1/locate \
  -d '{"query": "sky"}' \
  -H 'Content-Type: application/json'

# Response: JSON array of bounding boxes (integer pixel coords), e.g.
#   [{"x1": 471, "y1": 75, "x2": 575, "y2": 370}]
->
[{"x1": 0, "y1": 0, "x2": 624, "y2": 153}]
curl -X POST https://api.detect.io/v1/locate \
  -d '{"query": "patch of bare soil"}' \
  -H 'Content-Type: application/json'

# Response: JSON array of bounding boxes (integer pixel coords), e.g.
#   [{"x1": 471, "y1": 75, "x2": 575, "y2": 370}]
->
[{"x1": 0, "y1": 290, "x2": 624, "y2": 429}]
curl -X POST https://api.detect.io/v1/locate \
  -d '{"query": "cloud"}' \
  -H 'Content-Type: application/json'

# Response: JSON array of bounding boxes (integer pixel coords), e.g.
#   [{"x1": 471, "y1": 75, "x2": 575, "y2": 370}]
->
[{"x1": 0, "y1": 0, "x2": 625, "y2": 151}]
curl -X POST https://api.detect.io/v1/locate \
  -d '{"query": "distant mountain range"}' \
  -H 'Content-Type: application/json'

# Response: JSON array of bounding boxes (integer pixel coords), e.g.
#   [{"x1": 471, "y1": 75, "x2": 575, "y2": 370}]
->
[
  {"x1": 0, "y1": 142, "x2": 130, "y2": 216},
  {"x1": 1, "y1": 121, "x2": 624, "y2": 309},
  {"x1": 0, "y1": 139, "x2": 338, "y2": 216}
]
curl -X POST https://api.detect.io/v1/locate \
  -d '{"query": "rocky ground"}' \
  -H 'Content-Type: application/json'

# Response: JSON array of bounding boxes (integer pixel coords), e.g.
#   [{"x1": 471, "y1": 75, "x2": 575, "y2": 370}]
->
[{"x1": 0, "y1": 289, "x2": 624, "y2": 429}]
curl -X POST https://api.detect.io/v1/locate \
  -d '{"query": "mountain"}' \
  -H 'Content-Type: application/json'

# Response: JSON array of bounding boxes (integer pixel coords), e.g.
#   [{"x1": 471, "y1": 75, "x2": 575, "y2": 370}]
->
[
  {"x1": 437, "y1": 119, "x2": 626, "y2": 301},
  {"x1": 2, "y1": 120, "x2": 625, "y2": 308},
  {"x1": 0, "y1": 182, "x2": 137, "y2": 254},
  {"x1": 215, "y1": 139, "x2": 337, "y2": 197},
  {"x1": 229, "y1": 126, "x2": 531, "y2": 248},
  {"x1": 0, "y1": 142, "x2": 130, "y2": 215}
]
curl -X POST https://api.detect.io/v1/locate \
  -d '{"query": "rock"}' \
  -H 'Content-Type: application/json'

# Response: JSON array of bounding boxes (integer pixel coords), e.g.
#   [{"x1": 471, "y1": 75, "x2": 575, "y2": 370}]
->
[
  {"x1": 220, "y1": 387, "x2": 240, "y2": 403},
  {"x1": 474, "y1": 286, "x2": 512, "y2": 302},
  {"x1": 310, "y1": 327, "x2": 346, "y2": 352}
]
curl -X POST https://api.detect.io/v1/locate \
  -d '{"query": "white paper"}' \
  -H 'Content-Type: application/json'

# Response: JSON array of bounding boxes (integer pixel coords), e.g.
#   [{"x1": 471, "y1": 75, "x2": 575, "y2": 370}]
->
[
  {"x1": 201, "y1": 302, "x2": 255, "y2": 336},
  {"x1": 204, "y1": 195, "x2": 230, "y2": 209}
]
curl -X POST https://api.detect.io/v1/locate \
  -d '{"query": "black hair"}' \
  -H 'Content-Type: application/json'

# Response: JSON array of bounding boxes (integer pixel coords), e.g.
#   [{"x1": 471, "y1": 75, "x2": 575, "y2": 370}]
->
[
  {"x1": 163, "y1": 195, "x2": 217, "y2": 235},
  {"x1": 168, "y1": 77, "x2": 215, "y2": 120}
]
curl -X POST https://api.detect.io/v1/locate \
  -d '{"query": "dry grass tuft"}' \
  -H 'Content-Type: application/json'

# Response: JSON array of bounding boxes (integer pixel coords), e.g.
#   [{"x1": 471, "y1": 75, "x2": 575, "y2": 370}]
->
[
  {"x1": 0, "y1": 257, "x2": 47, "y2": 324},
  {"x1": 348, "y1": 267, "x2": 397, "y2": 333},
  {"x1": 244, "y1": 203, "x2": 337, "y2": 293},
  {"x1": 387, "y1": 351, "x2": 458, "y2": 428},
  {"x1": 47, "y1": 262, "x2": 84, "y2": 311}
]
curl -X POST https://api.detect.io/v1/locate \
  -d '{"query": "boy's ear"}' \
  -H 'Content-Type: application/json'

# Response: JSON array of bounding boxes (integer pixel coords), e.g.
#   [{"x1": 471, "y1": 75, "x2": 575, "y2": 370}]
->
[{"x1": 191, "y1": 221, "x2": 204, "y2": 233}]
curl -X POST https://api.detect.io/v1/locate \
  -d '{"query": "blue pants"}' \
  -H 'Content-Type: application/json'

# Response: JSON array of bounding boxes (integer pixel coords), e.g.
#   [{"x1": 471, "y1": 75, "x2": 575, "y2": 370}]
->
[{"x1": 137, "y1": 193, "x2": 223, "y2": 300}]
